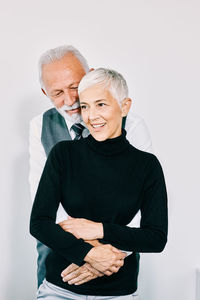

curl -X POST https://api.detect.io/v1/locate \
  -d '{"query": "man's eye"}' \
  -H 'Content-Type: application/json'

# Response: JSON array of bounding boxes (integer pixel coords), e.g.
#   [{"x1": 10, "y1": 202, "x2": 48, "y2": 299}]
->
[
  {"x1": 53, "y1": 92, "x2": 63, "y2": 97},
  {"x1": 70, "y1": 86, "x2": 78, "y2": 90}
]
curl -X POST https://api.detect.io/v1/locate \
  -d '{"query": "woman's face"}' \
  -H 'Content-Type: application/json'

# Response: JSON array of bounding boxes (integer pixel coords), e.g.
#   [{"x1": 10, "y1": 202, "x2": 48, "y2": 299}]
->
[{"x1": 79, "y1": 85, "x2": 125, "y2": 141}]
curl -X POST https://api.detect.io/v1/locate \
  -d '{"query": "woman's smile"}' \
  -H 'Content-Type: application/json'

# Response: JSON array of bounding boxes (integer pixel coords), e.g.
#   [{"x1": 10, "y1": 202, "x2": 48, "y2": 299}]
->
[{"x1": 80, "y1": 86, "x2": 123, "y2": 141}]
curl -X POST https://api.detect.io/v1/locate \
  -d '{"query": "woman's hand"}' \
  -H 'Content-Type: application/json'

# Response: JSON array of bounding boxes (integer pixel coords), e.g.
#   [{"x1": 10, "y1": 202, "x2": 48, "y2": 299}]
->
[
  {"x1": 84, "y1": 244, "x2": 126, "y2": 276},
  {"x1": 61, "y1": 263, "x2": 104, "y2": 285},
  {"x1": 61, "y1": 244, "x2": 126, "y2": 285},
  {"x1": 59, "y1": 216, "x2": 103, "y2": 240}
]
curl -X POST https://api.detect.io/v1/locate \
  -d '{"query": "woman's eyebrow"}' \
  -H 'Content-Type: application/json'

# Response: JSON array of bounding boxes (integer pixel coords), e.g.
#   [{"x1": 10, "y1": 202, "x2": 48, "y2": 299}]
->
[{"x1": 80, "y1": 99, "x2": 107, "y2": 104}]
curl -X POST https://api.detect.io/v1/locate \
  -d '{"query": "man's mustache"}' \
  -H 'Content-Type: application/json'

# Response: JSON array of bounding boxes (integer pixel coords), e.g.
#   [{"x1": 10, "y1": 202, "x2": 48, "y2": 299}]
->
[{"x1": 60, "y1": 102, "x2": 80, "y2": 111}]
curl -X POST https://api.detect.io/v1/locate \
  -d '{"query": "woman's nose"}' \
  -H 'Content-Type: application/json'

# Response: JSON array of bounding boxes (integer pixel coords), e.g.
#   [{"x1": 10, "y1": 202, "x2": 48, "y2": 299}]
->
[{"x1": 88, "y1": 107, "x2": 99, "y2": 120}]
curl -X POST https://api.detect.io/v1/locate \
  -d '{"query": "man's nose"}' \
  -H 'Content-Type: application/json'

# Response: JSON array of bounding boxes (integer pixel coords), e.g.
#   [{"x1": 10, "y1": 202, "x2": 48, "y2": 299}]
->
[{"x1": 63, "y1": 91, "x2": 76, "y2": 106}]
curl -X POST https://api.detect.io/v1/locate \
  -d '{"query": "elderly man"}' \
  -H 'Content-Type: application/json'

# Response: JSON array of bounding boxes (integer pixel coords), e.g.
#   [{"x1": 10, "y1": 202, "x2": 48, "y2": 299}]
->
[{"x1": 29, "y1": 45, "x2": 152, "y2": 288}]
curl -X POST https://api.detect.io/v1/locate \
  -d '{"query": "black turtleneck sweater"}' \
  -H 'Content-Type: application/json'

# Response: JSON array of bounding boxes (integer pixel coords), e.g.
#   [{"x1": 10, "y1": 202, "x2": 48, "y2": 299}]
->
[{"x1": 30, "y1": 130, "x2": 168, "y2": 296}]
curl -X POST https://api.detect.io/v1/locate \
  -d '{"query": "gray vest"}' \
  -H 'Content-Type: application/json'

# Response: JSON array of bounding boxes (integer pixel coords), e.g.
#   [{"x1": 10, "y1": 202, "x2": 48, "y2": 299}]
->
[
  {"x1": 41, "y1": 108, "x2": 126, "y2": 157},
  {"x1": 41, "y1": 108, "x2": 72, "y2": 157}
]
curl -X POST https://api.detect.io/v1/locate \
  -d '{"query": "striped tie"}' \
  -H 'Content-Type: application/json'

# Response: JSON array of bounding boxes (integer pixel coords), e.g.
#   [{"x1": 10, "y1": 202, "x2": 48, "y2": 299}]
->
[{"x1": 71, "y1": 123, "x2": 85, "y2": 140}]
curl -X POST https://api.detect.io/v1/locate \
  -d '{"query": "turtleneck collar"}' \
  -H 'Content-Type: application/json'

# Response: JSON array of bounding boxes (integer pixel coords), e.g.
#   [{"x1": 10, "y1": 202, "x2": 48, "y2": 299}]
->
[{"x1": 86, "y1": 129, "x2": 130, "y2": 156}]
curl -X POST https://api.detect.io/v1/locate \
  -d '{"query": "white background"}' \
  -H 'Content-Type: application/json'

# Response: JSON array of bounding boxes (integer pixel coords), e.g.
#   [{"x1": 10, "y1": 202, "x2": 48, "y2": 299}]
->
[{"x1": 0, "y1": 1, "x2": 199, "y2": 299}]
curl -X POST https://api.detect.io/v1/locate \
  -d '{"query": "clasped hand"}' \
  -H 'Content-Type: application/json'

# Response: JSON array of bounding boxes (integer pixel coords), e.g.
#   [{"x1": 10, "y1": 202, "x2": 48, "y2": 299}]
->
[
  {"x1": 61, "y1": 244, "x2": 126, "y2": 285},
  {"x1": 59, "y1": 217, "x2": 126, "y2": 286}
]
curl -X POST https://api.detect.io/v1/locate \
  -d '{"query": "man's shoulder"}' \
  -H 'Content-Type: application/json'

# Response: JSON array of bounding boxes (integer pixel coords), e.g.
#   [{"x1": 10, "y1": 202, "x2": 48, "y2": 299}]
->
[
  {"x1": 30, "y1": 108, "x2": 57, "y2": 126},
  {"x1": 125, "y1": 111, "x2": 152, "y2": 152},
  {"x1": 125, "y1": 111, "x2": 145, "y2": 129}
]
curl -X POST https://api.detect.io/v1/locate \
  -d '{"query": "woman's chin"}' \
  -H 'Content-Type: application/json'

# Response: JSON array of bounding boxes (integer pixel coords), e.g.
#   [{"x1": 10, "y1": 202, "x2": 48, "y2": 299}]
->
[{"x1": 91, "y1": 132, "x2": 108, "y2": 141}]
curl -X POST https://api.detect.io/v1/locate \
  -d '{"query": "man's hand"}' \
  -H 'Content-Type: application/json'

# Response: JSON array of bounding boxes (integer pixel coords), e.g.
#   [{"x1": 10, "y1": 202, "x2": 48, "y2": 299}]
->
[
  {"x1": 61, "y1": 263, "x2": 104, "y2": 285},
  {"x1": 84, "y1": 244, "x2": 126, "y2": 276},
  {"x1": 59, "y1": 216, "x2": 103, "y2": 240}
]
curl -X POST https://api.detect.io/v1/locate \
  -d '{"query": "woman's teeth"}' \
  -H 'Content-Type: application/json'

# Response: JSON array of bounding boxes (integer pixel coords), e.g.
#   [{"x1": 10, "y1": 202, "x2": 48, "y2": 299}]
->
[{"x1": 92, "y1": 123, "x2": 105, "y2": 128}]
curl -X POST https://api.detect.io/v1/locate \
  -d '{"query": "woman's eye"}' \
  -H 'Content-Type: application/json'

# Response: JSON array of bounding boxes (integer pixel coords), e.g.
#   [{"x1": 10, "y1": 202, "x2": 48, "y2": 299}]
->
[
  {"x1": 80, "y1": 105, "x2": 87, "y2": 110},
  {"x1": 98, "y1": 103, "x2": 106, "y2": 107}
]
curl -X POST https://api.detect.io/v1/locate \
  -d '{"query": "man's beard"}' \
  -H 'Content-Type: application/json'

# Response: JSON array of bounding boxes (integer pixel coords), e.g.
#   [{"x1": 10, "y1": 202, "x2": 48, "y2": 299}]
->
[{"x1": 56, "y1": 102, "x2": 82, "y2": 123}]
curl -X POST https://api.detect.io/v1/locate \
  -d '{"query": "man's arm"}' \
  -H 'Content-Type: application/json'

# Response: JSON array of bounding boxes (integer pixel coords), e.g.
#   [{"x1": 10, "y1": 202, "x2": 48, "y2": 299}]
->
[
  {"x1": 29, "y1": 114, "x2": 68, "y2": 222},
  {"x1": 125, "y1": 113, "x2": 153, "y2": 229},
  {"x1": 29, "y1": 115, "x2": 46, "y2": 203}
]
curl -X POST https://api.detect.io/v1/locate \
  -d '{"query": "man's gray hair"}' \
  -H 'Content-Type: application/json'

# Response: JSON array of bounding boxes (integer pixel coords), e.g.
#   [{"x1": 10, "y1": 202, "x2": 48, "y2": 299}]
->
[
  {"x1": 39, "y1": 45, "x2": 89, "y2": 88},
  {"x1": 78, "y1": 68, "x2": 129, "y2": 105}
]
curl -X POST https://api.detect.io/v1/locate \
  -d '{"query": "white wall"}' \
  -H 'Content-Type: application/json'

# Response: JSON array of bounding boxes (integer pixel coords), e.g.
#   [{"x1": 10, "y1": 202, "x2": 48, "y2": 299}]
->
[{"x1": 0, "y1": 1, "x2": 199, "y2": 299}]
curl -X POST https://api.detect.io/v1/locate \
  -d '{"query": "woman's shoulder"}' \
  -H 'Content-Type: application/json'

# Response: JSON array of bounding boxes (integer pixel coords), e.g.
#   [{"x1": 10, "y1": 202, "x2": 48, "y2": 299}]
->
[{"x1": 128, "y1": 143, "x2": 163, "y2": 172}]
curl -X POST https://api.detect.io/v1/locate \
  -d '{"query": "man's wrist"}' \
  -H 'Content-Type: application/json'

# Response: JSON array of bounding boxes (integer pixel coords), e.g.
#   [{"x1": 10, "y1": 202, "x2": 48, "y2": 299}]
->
[
  {"x1": 84, "y1": 248, "x2": 94, "y2": 264},
  {"x1": 85, "y1": 239, "x2": 102, "y2": 247}
]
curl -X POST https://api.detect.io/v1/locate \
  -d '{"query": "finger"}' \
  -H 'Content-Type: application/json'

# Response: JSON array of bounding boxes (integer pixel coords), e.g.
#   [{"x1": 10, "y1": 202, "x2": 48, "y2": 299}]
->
[
  {"x1": 74, "y1": 275, "x2": 97, "y2": 285},
  {"x1": 115, "y1": 252, "x2": 126, "y2": 260},
  {"x1": 116, "y1": 259, "x2": 124, "y2": 267},
  {"x1": 104, "y1": 270, "x2": 113, "y2": 276},
  {"x1": 61, "y1": 264, "x2": 79, "y2": 277},
  {"x1": 63, "y1": 272, "x2": 80, "y2": 282},
  {"x1": 109, "y1": 266, "x2": 120, "y2": 273},
  {"x1": 63, "y1": 266, "x2": 87, "y2": 282},
  {"x1": 68, "y1": 272, "x2": 91, "y2": 284},
  {"x1": 112, "y1": 259, "x2": 124, "y2": 268},
  {"x1": 63, "y1": 227, "x2": 73, "y2": 233},
  {"x1": 84, "y1": 263, "x2": 103, "y2": 276},
  {"x1": 111, "y1": 247, "x2": 122, "y2": 254},
  {"x1": 62, "y1": 224, "x2": 73, "y2": 229},
  {"x1": 58, "y1": 220, "x2": 67, "y2": 226}
]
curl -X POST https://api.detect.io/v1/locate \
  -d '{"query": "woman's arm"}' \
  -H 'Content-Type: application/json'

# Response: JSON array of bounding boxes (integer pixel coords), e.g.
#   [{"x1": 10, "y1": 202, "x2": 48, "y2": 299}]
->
[
  {"x1": 102, "y1": 157, "x2": 168, "y2": 252},
  {"x1": 60, "y1": 156, "x2": 168, "y2": 253}
]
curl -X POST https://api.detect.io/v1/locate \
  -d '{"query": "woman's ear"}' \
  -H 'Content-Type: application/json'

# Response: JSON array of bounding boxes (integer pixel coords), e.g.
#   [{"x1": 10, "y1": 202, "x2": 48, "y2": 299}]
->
[{"x1": 121, "y1": 98, "x2": 132, "y2": 117}]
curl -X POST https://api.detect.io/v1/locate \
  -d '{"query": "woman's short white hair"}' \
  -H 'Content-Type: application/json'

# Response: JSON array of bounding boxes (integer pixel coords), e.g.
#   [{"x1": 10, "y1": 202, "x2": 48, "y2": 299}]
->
[
  {"x1": 78, "y1": 68, "x2": 129, "y2": 105},
  {"x1": 39, "y1": 45, "x2": 89, "y2": 88}
]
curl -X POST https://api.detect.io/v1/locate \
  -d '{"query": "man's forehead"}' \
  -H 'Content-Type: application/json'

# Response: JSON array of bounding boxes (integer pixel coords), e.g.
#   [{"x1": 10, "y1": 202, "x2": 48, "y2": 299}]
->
[
  {"x1": 42, "y1": 53, "x2": 84, "y2": 73},
  {"x1": 42, "y1": 57, "x2": 86, "y2": 89}
]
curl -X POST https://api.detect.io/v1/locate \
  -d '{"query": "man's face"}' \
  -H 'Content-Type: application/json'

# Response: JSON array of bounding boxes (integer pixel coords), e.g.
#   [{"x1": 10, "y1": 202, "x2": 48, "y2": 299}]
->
[{"x1": 42, "y1": 53, "x2": 86, "y2": 121}]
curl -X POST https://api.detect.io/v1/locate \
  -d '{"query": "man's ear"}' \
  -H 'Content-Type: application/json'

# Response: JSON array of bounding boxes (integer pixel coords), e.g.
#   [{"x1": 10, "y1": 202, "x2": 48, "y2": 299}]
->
[
  {"x1": 121, "y1": 98, "x2": 132, "y2": 117},
  {"x1": 41, "y1": 88, "x2": 47, "y2": 96},
  {"x1": 89, "y1": 68, "x2": 94, "y2": 72}
]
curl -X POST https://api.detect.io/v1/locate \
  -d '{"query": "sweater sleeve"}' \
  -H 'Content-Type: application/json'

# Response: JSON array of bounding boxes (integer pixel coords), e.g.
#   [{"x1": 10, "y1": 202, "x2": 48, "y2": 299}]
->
[
  {"x1": 102, "y1": 156, "x2": 168, "y2": 253},
  {"x1": 30, "y1": 143, "x2": 93, "y2": 266}
]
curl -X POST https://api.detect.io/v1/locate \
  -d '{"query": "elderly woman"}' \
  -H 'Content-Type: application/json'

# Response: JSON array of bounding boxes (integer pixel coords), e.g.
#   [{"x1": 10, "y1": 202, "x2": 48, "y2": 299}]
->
[{"x1": 30, "y1": 68, "x2": 168, "y2": 299}]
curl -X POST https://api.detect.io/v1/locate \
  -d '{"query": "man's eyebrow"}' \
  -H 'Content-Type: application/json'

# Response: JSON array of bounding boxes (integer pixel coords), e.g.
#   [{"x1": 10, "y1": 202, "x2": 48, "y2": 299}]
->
[
  {"x1": 52, "y1": 89, "x2": 62, "y2": 93},
  {"x1": 50, "y1": 82, "x2": 80, "y2": 93},
  {"x1": 68, "y1": 82, "x2": 79, "y2": 87}
]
